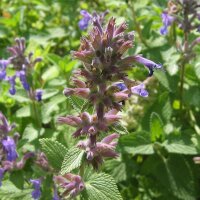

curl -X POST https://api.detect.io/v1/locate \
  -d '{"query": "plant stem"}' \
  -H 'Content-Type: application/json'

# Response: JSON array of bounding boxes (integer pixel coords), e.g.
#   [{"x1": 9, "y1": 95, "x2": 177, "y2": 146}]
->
[
  {"x1": 180, "y1": 3, "x2": 189, "y2": 112},
  {"x1": 79, "y1": 163, "x2": 85, "y2": 177},
  {"x1": 29, "y1": 91, "x2": 41, "y2": 129},
  {"x1": 128, "y1": 0, "x2": 149, "y2": 48},
  {"x1": 179, "y1": 58, "x2": 185, "y2": 112}
]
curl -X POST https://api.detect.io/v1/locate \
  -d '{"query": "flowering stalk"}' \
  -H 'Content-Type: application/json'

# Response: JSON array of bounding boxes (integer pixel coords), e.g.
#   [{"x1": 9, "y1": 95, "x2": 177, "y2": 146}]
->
[
  {"x1": 160, "y1": 0, "x2": 200, "y2": 112},
  {"x1": 55, "y1": 11, "x2": 162, "y2": 198},
  {"x1": 0, "y1": 38, "x2": 43, "y2": 127},
  {"x1": 0, "y1": 112, "x2": 34, "y2": 186}
]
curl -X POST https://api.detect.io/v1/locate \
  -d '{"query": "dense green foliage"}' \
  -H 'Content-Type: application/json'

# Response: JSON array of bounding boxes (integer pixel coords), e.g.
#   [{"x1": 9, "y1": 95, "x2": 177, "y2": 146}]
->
[{"x1": 1, "y1": 0, "x2": 200, "y2": 199}]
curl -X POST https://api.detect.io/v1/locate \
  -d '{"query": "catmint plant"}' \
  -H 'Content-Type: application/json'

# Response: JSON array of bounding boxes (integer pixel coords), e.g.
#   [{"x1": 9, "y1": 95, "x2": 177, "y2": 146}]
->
[
  {"x1": 160, "y1": 0, "x2": 200, "y2": 111},
  {"x1": 51, "y1": 12, "x2": 162, "y2": 199},
  {"x1": 0, "y1": 38, "x2": 43, "y2": 101},
  {"x1": 0, "y1": 112, "x2": 34, "y2": 186}
]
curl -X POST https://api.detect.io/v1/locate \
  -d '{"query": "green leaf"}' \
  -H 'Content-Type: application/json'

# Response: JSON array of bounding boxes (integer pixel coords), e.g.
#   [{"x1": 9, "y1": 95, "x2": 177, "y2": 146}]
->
[
  {"x1": 10, "y1": 171, "x2": 24, "y2": 190},
  {"x1": 68, "y1": 96, "x2": 88, "y2": 113},
  {"x1": 7, "y1": 89, "x2": 30, "y2": 103},
  {"x1": 42, "y1": 65, "x2": 59, "y2": 81},
  {"x1": 41, "y1": 94, "x2": 66, "y2": 124},
  {"x1": 0, "y1": 181, "x2": 32, "y2": 200},
  {"x1": 22, "y1": 124, "x2": 38, "y2": 142},
  {"x1": 61, "y1": 147, "x2": 84, "y2": 175},
  {"x1": 119, "y1": 131, "x2": 154, "y2": 155},
  {"x1": 162, "y1": 97, "x2": 172, "y2": 121},
  {"x1": 82, "y1": 173, "x2": 123, "y2": 200},
  {"x1": 194, "y1": 62, "x2": 200, "y2": 79},
  {"x1": 163, "y1": 142, "x2": 198, "y2": 155},
  {"x1": 104, "y1": 159, "x2": 126, "y2": 182},
  {"x1": 39, "y1": 138, "x2": 68, "y2": 170},
  {"x1": 150, "y1": 112, "x2": 164, "y2": 142},
  {"x1": 16, "y1": 106, "x2": 31, "y2": 118},
  {"x1": 112, "y1": 122, "x2": 129, "y2": 135},
  {"x1": 154, "y1": 71, "x2": 171, "y2": 91},
  {"x1": 42, "y1": 89, "x2": 59, "y2": 100},
  {"x1": 141, "y1": 155, "x2": 196, "y2": 199}
]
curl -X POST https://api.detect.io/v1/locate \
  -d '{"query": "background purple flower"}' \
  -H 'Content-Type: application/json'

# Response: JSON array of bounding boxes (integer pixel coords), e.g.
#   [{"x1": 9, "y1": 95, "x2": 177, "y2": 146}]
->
[
  {"x1": 131, "y1": 83, "x2": 148, "y2": 97},
  {"x1": 0, "y1": 168, "x2": 5, "y2": 187},
  {"x1": 0, "y1": 60, "x2": 9, "y2": 80},
  {"x1": 52, "y1": 187, "x2": 60, "y2": 200},
  {"x1": 35, "y1": 89, "x2": 43, "y2": 101},
  {"x1": 160, "y1": 12, "x2": 174, "y2": 35},
  {"x1": 7, "y1": 75, "x2": 16, "y2": 95},
  {"x1": 134, "y1": 55, "x2": 162, "y2": 76},
  {"x1": 115, "y1": 83, "x2": 128, "y2": 91},
  {"x1": 2, "y1": 136, "x2": 18, "y2": 161},
  {"x1": 30, "y1": 179, "x2": 42, "y2": 200},
  {"x1": 78, "y1": 10, "x2": 92, "y2": 30},
  {"x1": 0, "y1": 112, "x2": 15, "y2": 135},
  {"x1": 16, "y1": 70, "x2": 30, "y2": 91}
]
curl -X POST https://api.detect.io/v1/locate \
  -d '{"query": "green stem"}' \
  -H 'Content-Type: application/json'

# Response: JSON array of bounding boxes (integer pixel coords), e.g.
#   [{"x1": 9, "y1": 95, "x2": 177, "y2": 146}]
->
[
  {"x1": 179, "y1": 60, "x2": 185, "y2": 112},
  {"x1": 29, "y1": 91, "x2": 41, "y2": 129},
  {"x1": 128, "y1": 1, "x2": 149, "y2": 48},
  {"x1": 180, "y1": 4, "x2": 189, "y2": 113},
  {"x1": 79, "y1": 163, "x2": 85, "y2": 177}
]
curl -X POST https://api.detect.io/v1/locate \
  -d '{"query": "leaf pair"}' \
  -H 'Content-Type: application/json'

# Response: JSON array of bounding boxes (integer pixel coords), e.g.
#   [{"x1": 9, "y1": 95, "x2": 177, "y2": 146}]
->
[{"x1": 40, "y1": 139, "x2": 123, "y2": 200}]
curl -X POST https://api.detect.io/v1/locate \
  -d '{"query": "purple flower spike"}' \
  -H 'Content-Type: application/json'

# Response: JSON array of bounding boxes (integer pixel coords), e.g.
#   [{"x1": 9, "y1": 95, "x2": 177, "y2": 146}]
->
[
  {"x1": 115, "y1": 83, "x2": 127, "y2": 91},
  {"x1": 35, "y1": 89, "x2": 43, "y2": 102},
  {"x1": 0, "y1": 168, "x2": 5, "y2": 187},
  {"x1": 17, "y1": 70, "x2": 30, "y2": 91},
  {"x1": 2, "y1": 136, "x2": 18, "y2": 161},
  {"x1": 52, "y1": 186, "x2": 60, "y2": 200},
  {"x1": 0, "y1": 112, "x2": 15, "y2": 135},
  {"x1": 160, "y1": 12, "x2": 174, "y2": 35},
  {"x1": 0, "y1": 60, "x2": 9, "y2": 80},
  {"x1": 134, "y1": 55, "x2": 162, "y2": 76},
  {"x1": 7, "y1": 75, "x2": 16, "y2": 95},
  {"x1": 131, "y1": 83, "x2": 148, "y2": 97},
  {"x1": 30, "y1": 179, "x2": 41, "y2": 200},
  {"x1": 79, "y1": 10, "x2": 92, "y2": 30},
  {"x1": 54, "y1": 174, "x2": 84, "y2": 198}
]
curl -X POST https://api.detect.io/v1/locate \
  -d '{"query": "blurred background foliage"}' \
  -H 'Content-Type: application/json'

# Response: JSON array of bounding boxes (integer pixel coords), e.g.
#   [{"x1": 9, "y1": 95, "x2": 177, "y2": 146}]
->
[{"x1": 1, "y1": 0, "x2": 200, "y2": 199}]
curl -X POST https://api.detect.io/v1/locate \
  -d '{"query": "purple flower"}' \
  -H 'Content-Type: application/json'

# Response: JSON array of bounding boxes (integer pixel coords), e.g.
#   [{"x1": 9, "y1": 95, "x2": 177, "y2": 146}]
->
[
  {"x1": 0, "y1": 168, "x2": 5, "y2": 187},
  {"x1": 35, "y1": 89, "x2": 43, "y2": 102},
  {"x1": 16, "y1": 70, "x2": 30, "y2": 91},
  {"x1": 78, "y1": 10, "x2": 92, "y2": 30},
  {"x1": 0, "y1": 112, "x2": 15, "y2": 135},
  {"x1": 7, "y1": 75, "x2": 16, "y2": 95},
  {"x1": 77, "y1": 133, "x2": 119, "y2": 169},
  {"x1": 115, "y1": 83, "x2": 127, "y2": 91},
  {"x1": 54, "y1": 174, "x2": 84, "y2": 198},
  {"x1": 131, "y1": 83, "x2": 148, "y2": 97},
  {"x1": 134, "y1": 55, "x2": 162, "y2": 76},
  {"x1": 160, "y1": 12, "x2": 174, "y2": 35},
  {"x1": 52, "y1": 187, "x2": 60, "y2": 200},
  {"x1": 0, "y1": 60, "x2": 9, "y2": 80},
  {"x1": 2, "y1": 136, "x2": 18, "y2": 162},
  {"x1": 30, "y1": 179, "x2": 41, "y2": 200},
  {"x1": 16, "y1": 152, "x2": 35, "y2": 169}
]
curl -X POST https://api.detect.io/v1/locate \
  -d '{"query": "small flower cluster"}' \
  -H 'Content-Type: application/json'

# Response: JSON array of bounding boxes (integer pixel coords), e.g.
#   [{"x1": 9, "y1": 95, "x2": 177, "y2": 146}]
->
[
  {"x1": 160, "y1": 0, "x2": 200, "y2": 35},
  {"x1": 30, "y1": 179, "x2": 42, "y2": 200},
  {"x1": 0, "y1": 112, "x2": 34, "y2": 186},
  {"x1": 54, "y1": 173, "x2": 84, "y2": 198},
  {"x1": 56, "y1": 12, "x2": 162, "y2": 198},
  {"x1": 0, "y1": 38, "x2": 43, "y2": 101},
  {"x1": 78, "y1": 10, "x2": 108, "y2": 30}
]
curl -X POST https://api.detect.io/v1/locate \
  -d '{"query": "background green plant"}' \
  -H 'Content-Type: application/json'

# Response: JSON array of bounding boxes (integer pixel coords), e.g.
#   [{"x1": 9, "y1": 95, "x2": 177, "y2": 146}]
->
[{"x1": 0, "y1": 0, "x2": 200, "y2": 199}]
